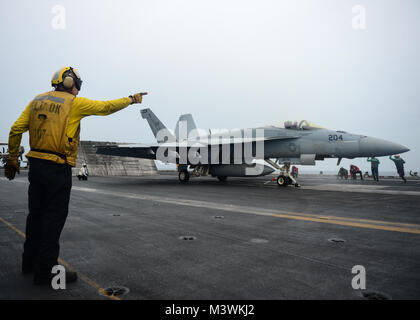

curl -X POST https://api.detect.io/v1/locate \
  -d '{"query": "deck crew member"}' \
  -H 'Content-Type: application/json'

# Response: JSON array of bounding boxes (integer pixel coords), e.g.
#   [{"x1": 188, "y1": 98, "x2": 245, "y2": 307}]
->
[
  {"x1": 389, "y1": 154, "x2": 407, "y2": 183},
  {"x1": 367, "y1": 157, "x2": 380, "y2": 181},
  {"x1": 4, "y1": 66, "x2": 147, "y2": 285},
  {"x1": 350, "y1": 164, "x2": 363, "y2": 180}
]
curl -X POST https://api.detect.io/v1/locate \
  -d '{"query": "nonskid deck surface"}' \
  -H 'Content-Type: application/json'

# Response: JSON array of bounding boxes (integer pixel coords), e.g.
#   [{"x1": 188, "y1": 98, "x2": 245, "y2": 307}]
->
[{"x1": 1, "y1": 172, "x2": 419, "y2": 300}]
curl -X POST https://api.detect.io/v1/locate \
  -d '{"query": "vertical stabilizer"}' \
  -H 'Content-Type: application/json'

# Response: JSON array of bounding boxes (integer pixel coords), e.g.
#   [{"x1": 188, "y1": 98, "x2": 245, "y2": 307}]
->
[
  {"x1": 140, "y1": 108, "x2": 175, "y2": 143},
  {"x1": 175, "y1": 114, "x2": 197, "y2": 141}
]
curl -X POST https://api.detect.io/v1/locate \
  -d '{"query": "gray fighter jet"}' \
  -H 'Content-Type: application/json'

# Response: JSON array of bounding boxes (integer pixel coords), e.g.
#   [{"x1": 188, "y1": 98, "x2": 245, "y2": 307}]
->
[{"x1": 96, "y1": 109, "x2": 409, "y2": 187}]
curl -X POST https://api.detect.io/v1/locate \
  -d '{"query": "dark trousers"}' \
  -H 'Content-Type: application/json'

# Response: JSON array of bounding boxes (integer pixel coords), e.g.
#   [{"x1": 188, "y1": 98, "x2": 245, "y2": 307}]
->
[
  {"x1": 398, "y1": 169, "x2": 406, "y2": 182},
  {"x1": 371, "y1": 167, "x2": 379, "y2": 181},
  {"x1": 23, "y1": 158, "x2": 72, "y2": 279},
  {"x1": 352, "y1": 170, "x2": 363, "y2": 180}
]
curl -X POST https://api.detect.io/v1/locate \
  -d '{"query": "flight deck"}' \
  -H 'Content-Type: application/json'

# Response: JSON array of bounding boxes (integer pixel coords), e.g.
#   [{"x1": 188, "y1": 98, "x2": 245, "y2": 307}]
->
[{"x1": 1, "y1": 172, "x2": 419, "y2": 300}]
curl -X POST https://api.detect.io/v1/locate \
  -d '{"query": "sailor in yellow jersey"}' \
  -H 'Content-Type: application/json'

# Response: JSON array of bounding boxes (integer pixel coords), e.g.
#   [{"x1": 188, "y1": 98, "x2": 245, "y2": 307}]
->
[{"x1": 4, "y1": 66, "x2": 147, "y2": 285}]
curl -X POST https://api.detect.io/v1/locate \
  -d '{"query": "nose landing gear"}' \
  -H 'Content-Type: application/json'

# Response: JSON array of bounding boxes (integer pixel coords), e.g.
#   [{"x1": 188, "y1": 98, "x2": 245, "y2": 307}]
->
[
  {"x1": 265, "y1": 159, "x2": 301, "y2": 188},
  {"x1": 276, "y1": 175, "x2": 300, "y2": 187}
]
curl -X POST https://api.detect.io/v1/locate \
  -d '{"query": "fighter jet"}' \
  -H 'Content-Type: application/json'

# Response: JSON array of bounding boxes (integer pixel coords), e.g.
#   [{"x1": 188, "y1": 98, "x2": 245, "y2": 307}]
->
[{"x1": 96, "y1": 109, "x2": 409, "y2": 187}]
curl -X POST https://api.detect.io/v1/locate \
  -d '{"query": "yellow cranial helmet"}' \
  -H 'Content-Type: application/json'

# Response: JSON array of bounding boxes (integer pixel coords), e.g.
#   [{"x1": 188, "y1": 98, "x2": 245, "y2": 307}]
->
[{"x1": 51, "y1": 66, "x2": 82, "y2": 90}]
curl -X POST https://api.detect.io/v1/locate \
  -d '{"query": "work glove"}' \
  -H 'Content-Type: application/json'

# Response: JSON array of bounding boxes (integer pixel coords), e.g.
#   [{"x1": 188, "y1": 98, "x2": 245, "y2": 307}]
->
[
  {"x1": 129, "y1": 92, "x2": 148, "y2": 104},
  {"x1": 4, "y1": 157, "x2": 20, "y2": 181}
]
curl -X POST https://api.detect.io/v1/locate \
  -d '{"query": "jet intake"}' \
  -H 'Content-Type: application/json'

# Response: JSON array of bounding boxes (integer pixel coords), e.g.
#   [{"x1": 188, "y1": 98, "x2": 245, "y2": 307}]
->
[
  {"x1": 300, "y1": 154, "x2": 316, "y2": 165},
  {"x1": 275, "y1": 154, "x2": 316, "y2": 165}
]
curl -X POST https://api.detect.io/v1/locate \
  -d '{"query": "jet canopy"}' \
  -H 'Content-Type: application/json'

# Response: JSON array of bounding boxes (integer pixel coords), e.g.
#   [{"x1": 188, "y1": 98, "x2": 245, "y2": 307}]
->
[{"x1": 273, "y1": 120, "x2": 324, "y2": 130}]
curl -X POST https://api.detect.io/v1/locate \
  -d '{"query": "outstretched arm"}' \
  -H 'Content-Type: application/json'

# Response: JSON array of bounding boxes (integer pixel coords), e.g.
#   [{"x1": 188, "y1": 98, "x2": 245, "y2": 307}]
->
[
  {"x1": 67, "y1": 93, "x2": 148, "y2": 138},
  {"x1": 73, "y1": 97, "x2": 132, "y2": 117},
  {"x1": 73, "y1": 93, "x2": 147, "y2": 117}
]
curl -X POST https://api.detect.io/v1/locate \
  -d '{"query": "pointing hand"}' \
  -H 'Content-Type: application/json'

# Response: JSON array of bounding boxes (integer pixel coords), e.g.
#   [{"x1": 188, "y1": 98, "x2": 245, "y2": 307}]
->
[{"x1": 130, "y1": 92, "x2": 148, "y2": 104}]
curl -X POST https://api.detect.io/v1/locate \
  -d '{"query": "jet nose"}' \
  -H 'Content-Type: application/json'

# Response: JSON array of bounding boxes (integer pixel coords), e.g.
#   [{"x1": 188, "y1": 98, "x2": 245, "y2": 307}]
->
[{"x1": 359, "y1": 137, "x2": 410, "y2": 157}]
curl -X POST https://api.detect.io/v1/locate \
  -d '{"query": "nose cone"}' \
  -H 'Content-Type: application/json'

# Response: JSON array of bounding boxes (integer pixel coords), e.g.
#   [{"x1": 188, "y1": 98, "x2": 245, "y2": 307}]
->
[{"x1": 359, "y1": 137, "x2": 410, "y2": 157}]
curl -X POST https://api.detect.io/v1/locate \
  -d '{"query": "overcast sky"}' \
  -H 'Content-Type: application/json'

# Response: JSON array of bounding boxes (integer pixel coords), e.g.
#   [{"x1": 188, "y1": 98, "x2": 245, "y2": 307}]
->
[{"x1": 1, "y1": 0, "x2": 419, "y2": 173}]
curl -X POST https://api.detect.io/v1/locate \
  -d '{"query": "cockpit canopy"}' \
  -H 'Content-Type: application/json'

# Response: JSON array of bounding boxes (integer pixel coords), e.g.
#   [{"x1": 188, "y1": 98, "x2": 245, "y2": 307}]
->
[{"x1": 273, "y1": 120, "x2": 324, "y2": 130}]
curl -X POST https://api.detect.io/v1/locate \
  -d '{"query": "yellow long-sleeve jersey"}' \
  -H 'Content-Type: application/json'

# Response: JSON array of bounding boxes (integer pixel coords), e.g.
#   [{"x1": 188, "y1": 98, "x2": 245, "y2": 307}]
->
[{"x1": 8, "y1": 93, "x2": 131, "y2": 165}]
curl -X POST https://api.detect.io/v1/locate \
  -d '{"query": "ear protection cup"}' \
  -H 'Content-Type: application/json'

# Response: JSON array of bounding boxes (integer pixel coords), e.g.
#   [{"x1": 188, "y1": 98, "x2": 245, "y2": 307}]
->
[
  {"x1": 63, "y1": 76, "x2": 74, "y2": 89},
  {"x1": 52, "y1": 66, "x2": 82, "y2": 90}
]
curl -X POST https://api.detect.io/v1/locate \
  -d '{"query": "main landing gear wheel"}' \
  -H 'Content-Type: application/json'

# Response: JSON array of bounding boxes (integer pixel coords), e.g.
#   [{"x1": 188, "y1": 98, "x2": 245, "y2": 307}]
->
[
  {"x1": 217, "y1": 176, "x2": 227, "y2": 182},
  {"x1": 179, "y1": 171, "x2": 190, "y2": 183}
]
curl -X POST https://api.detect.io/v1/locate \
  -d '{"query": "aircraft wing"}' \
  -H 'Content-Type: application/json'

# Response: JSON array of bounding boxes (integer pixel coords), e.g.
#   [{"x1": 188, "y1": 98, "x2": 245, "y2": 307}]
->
[
  {"x1": 160, "y1": 135, "x2": 299, "y2": 147},
  {"x1": 96, "y1": 135, "x2": 299, "y2": 160},
  {"x1": 96, "y1": 144, "x2": 157, "y2": 159}
]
